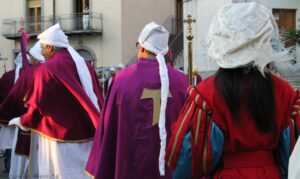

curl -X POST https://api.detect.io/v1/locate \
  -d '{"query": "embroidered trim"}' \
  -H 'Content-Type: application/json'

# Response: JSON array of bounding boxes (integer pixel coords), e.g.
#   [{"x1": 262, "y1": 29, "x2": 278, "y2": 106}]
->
[
  {"x1": 194, "y1": 109, "x2": 202, "y2": 146},
  {"x1": 29, "y1": 128, "x2": 94, "y2": 143},
  {"x1": 202, "y1": 116, "x2": 211, "y2": 173},
  {"x1": 167, "y1": 101, "x2": 195, "y2": 166},
  {"x1": 84, "y1": 170, "x2": 95, "y2": 179}
]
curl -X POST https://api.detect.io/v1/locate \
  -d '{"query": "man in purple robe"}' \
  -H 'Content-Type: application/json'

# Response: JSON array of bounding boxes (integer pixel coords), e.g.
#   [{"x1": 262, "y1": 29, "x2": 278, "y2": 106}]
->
[
  {"x1": 85, "y1": 22, "x2": 188, "y2": 179},
  {"x1": 10, "y1": 24, "x2": 104, "y2": 179}
]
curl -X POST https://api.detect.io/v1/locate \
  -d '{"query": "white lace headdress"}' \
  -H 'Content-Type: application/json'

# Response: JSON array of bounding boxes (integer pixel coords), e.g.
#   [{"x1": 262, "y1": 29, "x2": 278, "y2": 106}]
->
[{"x1": 206, "y1": 2, "x2": 291, "y2": 74}]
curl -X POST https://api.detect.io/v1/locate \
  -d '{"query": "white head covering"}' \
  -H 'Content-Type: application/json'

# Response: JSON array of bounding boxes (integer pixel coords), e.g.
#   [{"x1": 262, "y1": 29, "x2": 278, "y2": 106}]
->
[
  {"x1": 14, "y1": 53, "x2": 29, "y2": 83},
  {"x1": 138, "y1": 21, "x2": 169, "y2": 176},
  {"x1": 118, "y1": 63, "x2": 125, "y2": 69},
  {"x1": 110, "y1": 67, "x2": 116, "y2": 72},
  {"x1": 206, "y1": 2, "x2": 289, "y2": 73},
  {"x1": 29, "y1": 41, "x2": 45, "y2": 62},
  {"x1": 37, "y1": 23, "x2": 100, "y2": 112}
]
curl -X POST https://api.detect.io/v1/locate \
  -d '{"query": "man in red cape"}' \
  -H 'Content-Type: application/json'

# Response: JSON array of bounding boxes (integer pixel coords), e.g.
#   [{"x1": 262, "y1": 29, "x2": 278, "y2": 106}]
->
[{"x1": 11, "y1": 23, "x2": 103, "y2": 179}]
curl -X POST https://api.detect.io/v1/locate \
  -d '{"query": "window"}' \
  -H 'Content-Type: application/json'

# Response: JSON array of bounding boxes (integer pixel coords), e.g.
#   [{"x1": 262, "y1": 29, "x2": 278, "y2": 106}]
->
[{"x1": 27, "y1": 0, "x2": 42, "y2": 33}]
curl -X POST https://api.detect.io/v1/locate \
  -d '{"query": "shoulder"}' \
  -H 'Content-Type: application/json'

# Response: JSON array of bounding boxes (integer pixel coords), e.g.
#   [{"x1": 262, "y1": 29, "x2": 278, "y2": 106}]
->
[
  {"x1": 196, "y1": 76, "x2": 215, "y2": 91},
  {"x1": 1, "y1": 70, "x2": 15, "y2": 78},
  {"x1": 271, "y1": 74, "x2": 295, "y2": 95},
  {"x1": 114, "y1": 64, "x2": 138, "y2": 81}
]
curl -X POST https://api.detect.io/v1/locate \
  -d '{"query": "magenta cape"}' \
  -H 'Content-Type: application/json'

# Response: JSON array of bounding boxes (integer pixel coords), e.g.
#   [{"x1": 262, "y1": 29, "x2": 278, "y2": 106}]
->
[
  {"x1": 0, "y1": 65, "x2": 41, "y2": 125},
  {"x1": 0, "y1": 70, "x2": 15, "y2": 103},
  {"x1": 85, "y1": 58, "x2": 188, "y2": 179},
  {"x1": 0, "y1": 64, "x2": 41, "y2": 156},
  {"x1": 21, "y1": 50, "x2": 103, "y2": 141}
]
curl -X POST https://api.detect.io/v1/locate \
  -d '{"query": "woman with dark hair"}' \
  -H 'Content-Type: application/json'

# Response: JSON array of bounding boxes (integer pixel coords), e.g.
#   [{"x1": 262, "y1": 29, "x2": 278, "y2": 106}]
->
[{"x1": 165, "y1": 2, "x2": 299, "y2": 179}]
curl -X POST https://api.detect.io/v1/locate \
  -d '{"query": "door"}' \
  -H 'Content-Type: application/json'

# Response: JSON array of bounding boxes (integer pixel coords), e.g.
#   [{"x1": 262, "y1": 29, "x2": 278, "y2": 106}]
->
[
  {"x1": 273, "y1": 9, "x2": 296, "y2": 30},
  {"x1": 273, "y1": 9, "x2": 296, "y2": 47},
  {"x1": 74, "y1": 0, "x2": 89, "y2": 30},
  {"x1": 27, "y1": 0, "x2": 41, "y2": 33}
]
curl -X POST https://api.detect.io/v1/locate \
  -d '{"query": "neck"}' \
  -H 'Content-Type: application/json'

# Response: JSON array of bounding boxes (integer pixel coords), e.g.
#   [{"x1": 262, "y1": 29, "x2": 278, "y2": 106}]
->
[{"x1": 139, "y1": 54, "x2": 156, "y2": 60}]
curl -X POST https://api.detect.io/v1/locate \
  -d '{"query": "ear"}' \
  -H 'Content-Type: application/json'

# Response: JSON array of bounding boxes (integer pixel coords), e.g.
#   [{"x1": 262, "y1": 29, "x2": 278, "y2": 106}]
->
[{"x1": 47, "y1": 45, "x2": 54, "y2": 52}]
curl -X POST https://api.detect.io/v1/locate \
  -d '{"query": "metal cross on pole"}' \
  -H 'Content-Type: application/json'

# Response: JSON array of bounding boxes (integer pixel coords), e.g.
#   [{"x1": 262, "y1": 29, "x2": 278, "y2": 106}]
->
[{"x1": 183, "y1": 14, "x2": 196, "y2": 85}]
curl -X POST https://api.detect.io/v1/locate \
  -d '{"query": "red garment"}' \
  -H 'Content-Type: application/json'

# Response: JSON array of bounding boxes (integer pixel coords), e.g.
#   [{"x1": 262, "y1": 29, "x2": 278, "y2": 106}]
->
[
  {"x1": 21, "y1": 50, "x2": 103, "y2": 141},
  {"x1": 166, "y1": 74, "x2": 297, "y2": 178}
]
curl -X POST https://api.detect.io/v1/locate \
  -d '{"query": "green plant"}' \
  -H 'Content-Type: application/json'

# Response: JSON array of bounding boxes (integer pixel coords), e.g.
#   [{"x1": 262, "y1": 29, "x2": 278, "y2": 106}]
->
[{"x1": 281, "y1": 28, "x2": 300, "y2": 46}]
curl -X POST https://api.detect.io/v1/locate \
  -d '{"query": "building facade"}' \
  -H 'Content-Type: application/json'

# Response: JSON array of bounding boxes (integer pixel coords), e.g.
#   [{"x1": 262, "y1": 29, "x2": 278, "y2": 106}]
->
[{"x1": 0, "y1": 0, "x2": 179, "y2": 76}]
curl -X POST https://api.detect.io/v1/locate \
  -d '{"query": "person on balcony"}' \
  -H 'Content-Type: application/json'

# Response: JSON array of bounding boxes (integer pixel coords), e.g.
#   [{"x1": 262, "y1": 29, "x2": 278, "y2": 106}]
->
[
  {"x1": 85, "y1": 21, "x2": 188, "y2": 179},
  {"x1": 10, "y1": 23, "x2": 104, "y2": 179},
  {"x1": 82, "y1": 5, "x2": 90, "y2": 30},
  {"x1": 165, "y1": 2, "x2": 299, "y2": 179}
]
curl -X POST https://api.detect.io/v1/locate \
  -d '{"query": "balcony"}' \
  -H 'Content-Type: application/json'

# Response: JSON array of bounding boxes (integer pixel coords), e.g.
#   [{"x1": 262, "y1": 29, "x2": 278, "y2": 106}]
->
[{"x1": 2, "y1": 12, "x2": 103, "y2": 40}]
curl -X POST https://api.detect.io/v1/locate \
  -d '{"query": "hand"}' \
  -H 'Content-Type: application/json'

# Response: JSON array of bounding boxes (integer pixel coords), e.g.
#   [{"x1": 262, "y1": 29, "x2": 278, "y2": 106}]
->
[{"x1": 8, "y1": 117, "x2": 29, "y2": 131}]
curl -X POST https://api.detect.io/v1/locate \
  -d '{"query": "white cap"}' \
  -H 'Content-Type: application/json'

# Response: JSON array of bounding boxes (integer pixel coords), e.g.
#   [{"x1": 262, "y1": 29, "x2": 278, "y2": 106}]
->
[
  {"x1": 38, "y1": 23, "x2": 100, "y2": 112},
  {"x1": 38, "y1": 24, "x2": 69, "y2": 48},
  {"x1": 118, "y1": 63, "x2": 125, "y2": 69},
  {"x1": 206, "y1": 2, "x2": 288, "y2": 73},
  {"x1": 14, "y1": 53, "x2": 30, "y2": 83},
  {"x1": 110, "y1": 67, "x2": 116, "y2": 72},
  {"x1": 29, "y1": 41, "x2": 45, "y2": 62},
  {"x1": 138, "y1": 22, "x2": 169, "y2": 176},
  {"x1": 138, "y1": 22, "x2": 169, "y2": 56}
]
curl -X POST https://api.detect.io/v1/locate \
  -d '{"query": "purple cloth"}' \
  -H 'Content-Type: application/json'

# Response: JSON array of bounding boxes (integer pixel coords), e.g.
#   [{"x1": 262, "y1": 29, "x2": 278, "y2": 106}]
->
[
  {"x1": 0, "y1": 64, "x2": 42, "y2": 156},
  {"x1": 0, "y1": 70, "x2": 15, "y2": 103},
  {"x1": 20, "y1": 32, "x2": 30, "y2": 68},
  {"x1": 86, "y1": 58, "x2": 188, "y2": 179},
  {"x1": 0, "y1": 65, "x2": 41, "y2": 125},
  {"x1": 21, "y1": 49, "x2": 103, "y2": 141}
]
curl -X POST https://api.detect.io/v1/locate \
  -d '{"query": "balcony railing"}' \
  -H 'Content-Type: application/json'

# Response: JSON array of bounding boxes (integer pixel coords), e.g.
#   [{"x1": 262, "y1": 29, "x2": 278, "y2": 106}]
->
[{"x1": 2, "y1": 12, "x2": 103, "y2": 40}]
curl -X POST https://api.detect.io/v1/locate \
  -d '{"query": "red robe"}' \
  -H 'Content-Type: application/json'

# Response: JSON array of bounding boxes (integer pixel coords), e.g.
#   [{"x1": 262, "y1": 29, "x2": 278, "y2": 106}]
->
[
  {"x1": 166, "y1": 74, "x2": 298, "y2": 179},
  {"x1": 21, "y1": 49, "x2": 103, "y2": 141}
]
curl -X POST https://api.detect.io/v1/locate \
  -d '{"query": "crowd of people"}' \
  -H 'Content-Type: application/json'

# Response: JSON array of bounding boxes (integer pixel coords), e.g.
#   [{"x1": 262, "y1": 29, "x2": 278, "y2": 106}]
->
[{"x1": 0, "y1": 2, "x2": 299, "y2": 179}]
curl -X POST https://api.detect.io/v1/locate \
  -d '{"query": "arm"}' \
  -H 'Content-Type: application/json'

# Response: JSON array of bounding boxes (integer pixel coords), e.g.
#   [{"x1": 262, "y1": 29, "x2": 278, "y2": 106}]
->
[
  {"x1": 275, "y1": 89, "x2": 300, "y2": 178},
  {"x1": 166, "y1": 86, "x2": 224, "y2": 178}
]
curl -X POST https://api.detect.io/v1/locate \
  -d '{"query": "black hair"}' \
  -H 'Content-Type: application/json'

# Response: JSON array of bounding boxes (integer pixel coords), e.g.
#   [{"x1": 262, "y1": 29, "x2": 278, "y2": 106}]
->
[{"x1": 214, "y1": 67, "x2": 275, "y2": 132}]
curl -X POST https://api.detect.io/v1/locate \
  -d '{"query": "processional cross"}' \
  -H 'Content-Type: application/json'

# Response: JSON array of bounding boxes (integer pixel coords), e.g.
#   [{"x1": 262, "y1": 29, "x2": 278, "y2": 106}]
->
[{"x1": 183, "y1": 15, "x2": 196, "y2": 85}]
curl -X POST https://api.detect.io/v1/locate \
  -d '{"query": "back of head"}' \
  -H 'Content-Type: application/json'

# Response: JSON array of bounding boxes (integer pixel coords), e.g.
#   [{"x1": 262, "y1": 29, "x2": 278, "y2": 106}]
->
[
  {"x1": 138, "y1": 22, "x2": 169, "y2": 56},
  {"x1": 207, "y1": 2, "x2": 280, "y2": 72},
  {"x1": 209, "y1": 3, "x2": 278, "y2": 132}
]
